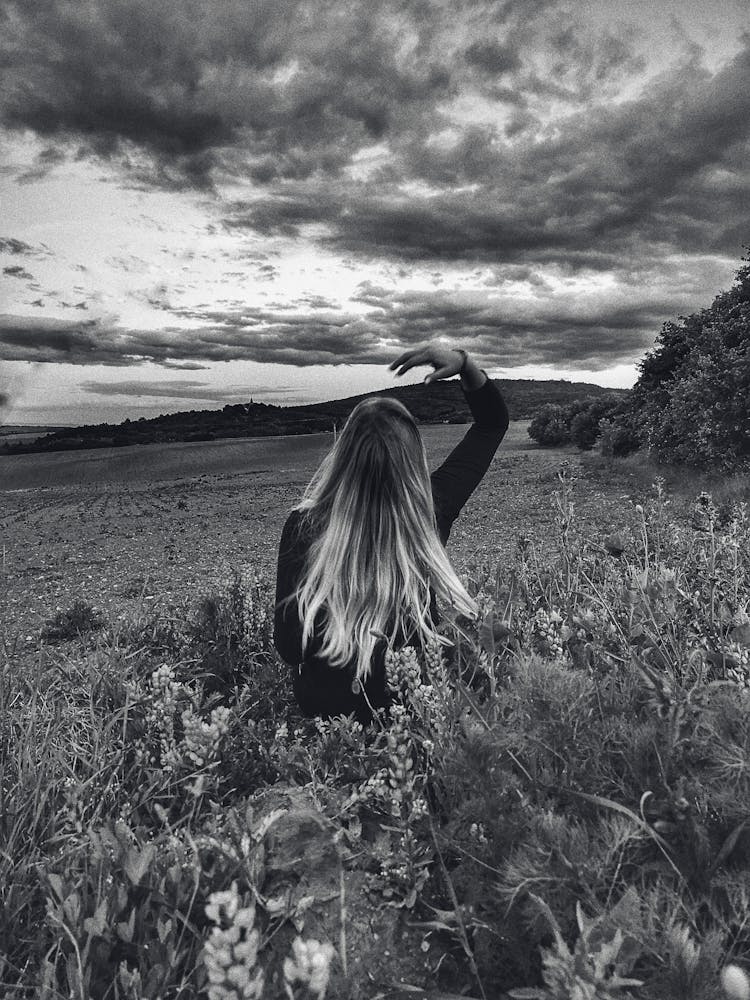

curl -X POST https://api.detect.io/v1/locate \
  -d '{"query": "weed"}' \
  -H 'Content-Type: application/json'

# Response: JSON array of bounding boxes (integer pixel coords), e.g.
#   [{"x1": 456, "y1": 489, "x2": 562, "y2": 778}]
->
[{"x1": 40, "y1": 599, "x2": 105, "y2": 643}]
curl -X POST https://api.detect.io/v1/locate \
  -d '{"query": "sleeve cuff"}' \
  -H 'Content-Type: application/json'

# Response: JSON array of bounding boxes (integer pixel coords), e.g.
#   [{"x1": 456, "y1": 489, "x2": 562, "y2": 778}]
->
[{"x1": 460, "y1": 369, "x2": 489, "y2": 394}]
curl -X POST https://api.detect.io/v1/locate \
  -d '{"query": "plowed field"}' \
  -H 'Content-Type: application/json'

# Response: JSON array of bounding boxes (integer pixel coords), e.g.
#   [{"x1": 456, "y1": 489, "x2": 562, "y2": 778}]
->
[{"x1": 0, "y1": 422, "x2": 635, "y2": 645}]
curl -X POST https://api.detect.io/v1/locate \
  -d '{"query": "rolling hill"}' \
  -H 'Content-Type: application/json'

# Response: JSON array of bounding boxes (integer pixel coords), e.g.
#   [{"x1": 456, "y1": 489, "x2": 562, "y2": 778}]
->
[{"x1": 2, "y1": 377, "x2": 628, "y2": 455}]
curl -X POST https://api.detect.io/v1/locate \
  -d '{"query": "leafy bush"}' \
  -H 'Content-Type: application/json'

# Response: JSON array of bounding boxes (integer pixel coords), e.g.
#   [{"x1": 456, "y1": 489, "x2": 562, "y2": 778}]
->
[
  {"x1": 569, "y1": 397, "x2": 620, "y2": 451},
  {"x1": 599, "y1": 405, "x2": 643, "y2": 458},
  {"x1": 632, "y1": 249, "x2": 750, "y2": 471},
  {"x1": 529, "y1": 403, "x2": 573, "y2": 446},
  {"x1": 530, "y1": 397, "x2": 628, "y2": 452}
]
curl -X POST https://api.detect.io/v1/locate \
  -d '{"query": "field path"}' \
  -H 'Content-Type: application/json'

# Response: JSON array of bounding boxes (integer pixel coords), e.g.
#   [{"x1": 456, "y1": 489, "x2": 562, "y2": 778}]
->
[{"x1": 1, "y1": 422, "x2": 638, "y2": 644}]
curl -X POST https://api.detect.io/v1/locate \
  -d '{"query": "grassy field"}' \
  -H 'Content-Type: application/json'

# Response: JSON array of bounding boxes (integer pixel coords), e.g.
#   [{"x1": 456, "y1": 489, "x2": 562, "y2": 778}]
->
[{"x1": 1, "y1": 425, "x2": 749, "y2": 999}]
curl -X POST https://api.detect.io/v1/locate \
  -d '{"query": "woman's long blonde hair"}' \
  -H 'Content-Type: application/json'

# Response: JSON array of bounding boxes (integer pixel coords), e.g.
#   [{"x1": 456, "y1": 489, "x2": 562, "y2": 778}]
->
[{"x1": 281, "y1": 396, "x2": 479, "y2": 681}]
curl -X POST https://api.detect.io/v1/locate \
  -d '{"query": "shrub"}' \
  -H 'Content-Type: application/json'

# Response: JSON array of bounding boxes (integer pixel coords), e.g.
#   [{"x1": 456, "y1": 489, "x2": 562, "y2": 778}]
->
[
  {"x1": 599, "y1": 408, "x2": 642, "y2": 458},
  {"x1": 529, "y1": 403, "x2": 572, "y2": 446},
  {"x1": 633, "y1": 249, "x2": 750, "y2": 471},
  {"x1": 530, "y1": 397, "x2": 627, "y2": 451},
  {"x1": 570, "y1": 398, "x2": 620, "y2": 451}
]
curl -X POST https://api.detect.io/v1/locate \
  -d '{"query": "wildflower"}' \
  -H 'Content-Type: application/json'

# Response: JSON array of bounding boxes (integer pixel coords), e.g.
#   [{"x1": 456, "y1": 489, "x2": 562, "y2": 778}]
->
[
  {"x1": 203, "y1": 882, "x2": 264, "y2": 1000},
  {"x1": 532, "y1": 608, "x2": 565, "y2": 661},
  {"x1": 692, "y1": 491, "x2": 718, "y2": 531},
  {"x1": 181, "y1": 707, "x2": 227, "y2": 767},
  {"x1": 385, "y1": 645, "x2": 422, "y2": 695},
  {"x1": 283, "y1": 936, "x2": 336, "y2": 1000}
]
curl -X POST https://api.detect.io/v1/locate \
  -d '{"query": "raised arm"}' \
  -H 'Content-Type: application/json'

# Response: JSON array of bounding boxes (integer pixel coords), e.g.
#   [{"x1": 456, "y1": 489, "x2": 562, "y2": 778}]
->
[
  {"x1": 389, "y1": 346, "x2": 509, "y2": 541},
  {"x1": 429, "y1": 375, "x2": 508, "y2": 539}
]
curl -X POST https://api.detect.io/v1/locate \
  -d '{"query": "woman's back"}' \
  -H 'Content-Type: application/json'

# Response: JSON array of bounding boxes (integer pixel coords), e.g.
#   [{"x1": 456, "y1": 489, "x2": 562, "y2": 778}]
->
[{"x1": 274, "y1": 348, "x2": 509, "y2": 722}]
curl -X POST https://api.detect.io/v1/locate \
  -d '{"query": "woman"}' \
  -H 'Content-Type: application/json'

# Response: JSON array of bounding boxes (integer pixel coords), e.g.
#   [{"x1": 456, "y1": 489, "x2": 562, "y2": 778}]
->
[{"x1": 274, "y1": 345, "x2": 509, "y2": 723}]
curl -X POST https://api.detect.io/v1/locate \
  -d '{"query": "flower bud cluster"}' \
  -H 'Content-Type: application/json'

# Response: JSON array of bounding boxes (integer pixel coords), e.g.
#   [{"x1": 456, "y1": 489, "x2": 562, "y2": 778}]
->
[
  {"x1": 385, "y1": 643, "x2": 447, "y2": 743},
  {"x1": 385, "y1": 705, "x2": 416, "y2": 817},
  {"x1": 423, "y1": 632, "x2": 448, "y2": 676},
  {"x1": 385, "y1": 645, "x2": 422, "y2": 695},
  {"x1": 373, "y1": 825, "x2": 430, "y2": 904},
  {"x1": 242, "y1": 577, "x2": 270, "y2": 638},
  {"x1": 283, "y1": 936, "x2": 336, "y2": 999},
  {"x1": 203, "y1": 882, "x2": 264, "y2": 1000},
  {"x1": 136, "y1": 663, "x2": 189, "y2": 770},
  {"x1": 348, "y1": 767, "x2": 389, "y2": 810},
  {"x1": 532, "y1": 608, "x2": 565, "y2": 661},
  {"x1": 409, "y1": 681, "x2": 440, "y2": 719},
  {"x1": 181, "y1": 705, "x2": 233, "y2": 767},
  {"x1": 726, "y1": 642, "x2": 750, "y2": 688}
]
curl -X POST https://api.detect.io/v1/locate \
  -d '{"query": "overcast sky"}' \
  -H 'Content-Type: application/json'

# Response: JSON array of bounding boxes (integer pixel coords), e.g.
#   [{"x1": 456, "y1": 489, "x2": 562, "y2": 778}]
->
[{"x1": 1, "y1": 0, "x2": 748, "y2": 424}]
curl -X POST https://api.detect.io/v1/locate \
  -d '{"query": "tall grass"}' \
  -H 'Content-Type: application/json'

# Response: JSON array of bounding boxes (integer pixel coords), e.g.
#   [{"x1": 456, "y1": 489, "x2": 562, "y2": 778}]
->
[{"x1": 1, "y1": 472, "x2": 749, "y2": 998}]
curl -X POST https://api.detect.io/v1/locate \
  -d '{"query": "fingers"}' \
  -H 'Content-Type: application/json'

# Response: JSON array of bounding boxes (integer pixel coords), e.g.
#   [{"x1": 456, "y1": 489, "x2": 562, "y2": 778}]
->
[
  {"x1": 389, "y1": 346, "x2": 463, "y2": 383},
  {"x1": 424, "y1": 366, "x2": 451, "y2": 384},
  {"x1": 388, "y1": 348, "x2": 430, "y2": 377}
]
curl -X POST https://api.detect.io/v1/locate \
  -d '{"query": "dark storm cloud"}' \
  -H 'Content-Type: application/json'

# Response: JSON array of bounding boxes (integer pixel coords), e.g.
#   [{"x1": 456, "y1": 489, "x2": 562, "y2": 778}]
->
[
  {"x1": 3, "y1": 0, "x2": 748, "y2": 377},
  {"x1": 0, "y1": 316, "x2": 128, "y2": 364},
  {"x1": 0, "y1": 237, "x2": 35, "y2": 255},
  {"x1": 81, "y1": 379, "x2": 296, "y2": 400},
  {"x1": 0, "y1": 310, "x2": 384, "y2": 367},
  {"x1": 464, "y1": 41, "x2": 521, "y2": 75},
  {"x1": 224, "y1": 40, "x2": 750, "y2": 268},
  {"x1": 3, "y1": 265, "x2": 34, "y2": 280},
  {"x1": 5, "y1": 0, "x2": 735, "y2": 271},
  {"x1": 0, "y1": 0, "x2": 649, "y2": 190},
  {"x1": 161, "y1": 361, "x2": 210, "y2": 371},
  {"x1": 4, "y1": 0, "x2": 746, "y2": 272},
  {"x1": 0, "y1": 0, "x2": 465, "y2": 188},
  {"x1": 0, "y1": 261, "x2": 688, "y2": 372},
  {"x1": 0, "y1": 237, "x2": 52, "y2": 257}
]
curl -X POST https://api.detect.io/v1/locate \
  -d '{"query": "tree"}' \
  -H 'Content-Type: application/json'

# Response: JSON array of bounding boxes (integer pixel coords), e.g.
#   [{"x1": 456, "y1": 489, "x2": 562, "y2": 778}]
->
[
  {"x1": 569, "y1": 398, "x2": 619, "y2": 450},
  {"x1": 528, "y1": 403, "x2": 571, "y2": 446},
  {"x1": 633, "y1": 248, "x2": 750, "y2": 471}
]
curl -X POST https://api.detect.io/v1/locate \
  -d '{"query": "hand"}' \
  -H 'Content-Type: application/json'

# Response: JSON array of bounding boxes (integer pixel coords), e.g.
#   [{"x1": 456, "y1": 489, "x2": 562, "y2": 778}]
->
[{"x1": 388, "y1": 346, "x2": 466, "y2": 385}]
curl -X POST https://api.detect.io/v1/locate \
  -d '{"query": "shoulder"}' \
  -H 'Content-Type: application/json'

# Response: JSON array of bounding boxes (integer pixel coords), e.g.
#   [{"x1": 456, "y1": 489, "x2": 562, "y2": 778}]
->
[{"x1": 281, "y1": 508, "x2": 315, "y2": 545}]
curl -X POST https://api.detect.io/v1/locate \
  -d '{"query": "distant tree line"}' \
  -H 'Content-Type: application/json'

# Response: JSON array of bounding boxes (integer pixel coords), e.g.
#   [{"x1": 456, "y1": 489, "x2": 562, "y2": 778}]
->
[
  {"x1": 0, "y1": 378, "x2": 624, "y2": 456},
  {"x1": 528, "y1": 248, "x2": 750, "y2": 471}
]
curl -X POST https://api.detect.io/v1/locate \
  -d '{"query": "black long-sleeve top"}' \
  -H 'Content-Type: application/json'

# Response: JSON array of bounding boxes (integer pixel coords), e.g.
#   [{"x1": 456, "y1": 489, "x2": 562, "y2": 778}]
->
[{"x1": 274, "y1": 376, "x2": 509, "y2": 722}]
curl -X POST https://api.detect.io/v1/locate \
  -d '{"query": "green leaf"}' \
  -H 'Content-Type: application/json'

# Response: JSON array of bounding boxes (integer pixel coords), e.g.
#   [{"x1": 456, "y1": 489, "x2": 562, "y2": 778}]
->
[
  {"x1": 711, "y1": 818, "x2": 750, "y2": 874},
  {"x1": 145, "y1": 963, "x2": 166, "y2": 995},
  {"x1": 157, "y1": 915, "x2": 173, "y2": 944},
  {"x1": 83, "y1": 899, "x2": 108, "y2": 938},
  {"x1": 62, "y1": 892, "x2": 81, "y2": 926},
  {"x1": 124, "y1": 843, "x2": 156, "y2": 886},
  {"x1": 116, "y1": 908, "x2": 136, "y2": 943},
  {"x1": 47, "y1": 873, "x2": 65, "y2": 901}
]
